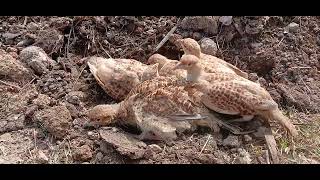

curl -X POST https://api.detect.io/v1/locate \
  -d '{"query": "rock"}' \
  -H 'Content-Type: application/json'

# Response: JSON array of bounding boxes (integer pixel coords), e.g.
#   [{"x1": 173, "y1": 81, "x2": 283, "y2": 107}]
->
[
  {"x1": 222, "y1": 135, "x2": 240, "y2": 148},
  {"x1": 32, "y1": 94, "x2": 52, "y2": 108},
  {"x1": 243, "y1": 134, "x2": 253, "y2": 142},
  {"x1": 33, "y1": 106, "x2": 72, "y2": 139},
  {"x1": 25, "y1": 105, "x2": 39, "y2": 119},
  {"x1": 26, "y1": 22, "x2": 39, "y2": 32},
  {"x1": 72, "y1": 118, "x2": 87, "y2": 127},
  {"x1": 200, "y1": 38, "x2": 218, "y2": 56},
  {"x1": 253, "y1": 127, "x2": 268, "y2": 138},
  {"x1": 95, "y1": 152, "x2": 104, "y2": 162},
  {"x1": 235, "y1": 148, "x2": 252, "y2": 164},
  {"x1": 250, "y1": 42, "x2": 263, "y2": 49},
  {"x1": 34, "y1": 28, "x2": 64, "y2": 54},
  {"x1": 285, "y1": 22, "x2": 299, "y2": 33},
  {"x1": 72, "y1": 145, "x2": 93, "y2": 162},
  {"x1": 245, "y1": 19, "x2": 264, "y2": 35},
  {"x1": 0, "y1": 49, "x2": 34, "y2": 82},
  {"x1": 99, "y1": 128, "x2": 147, "y2": 159},
  {"x1": 248, "y1": 73, "x2": 259, "y2": 82},
  {"x1": 63, "y1": 102, "x2": 79, "y2": 118},
  {"x1": 49, "y1": 17, "x2": 73, "y2": 31},
  {"x1": 148, "y1": 144, "x2": 162, "y2": 153},
  {"x1": 19, "y1": 46, "x2": 56, "y2": 75},
  {"x1": 219, "y1": 16, "x2": 233, "y2": 26},
  {"x1": 36, "y1": 150, "x2": 49, "y2": 164},
  {"x1": 87, "y1": 131, "x2": 99, "y2": 140},
  {"x1": 180, "y1": 16, "x2": 219, "y2": 35},
  {"x1": 192, "y1": 32, "x2": 202, "y2": 41},
  {"x1": 277, "y1": 84, "x2": 316, "y2": 112},
  {"x1": 2, "y1": 32, "x2": 20, "y2": 40},
  {"x1": 65, "y1": 91, "x2": 87, "y2": 105}
]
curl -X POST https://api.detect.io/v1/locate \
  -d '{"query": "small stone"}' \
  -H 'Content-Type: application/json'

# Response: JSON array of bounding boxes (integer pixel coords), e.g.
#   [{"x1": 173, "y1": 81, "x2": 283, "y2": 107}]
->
[
  {"x1": 19, "y1": 46, "x2": 56, "y2": 75},
  {"x1": 87, "y1": 131, "x2": 99, "y2": 140},
  {"x1": 222, "y1": 135, "x2": 240, "y2": 148},
  {"x1": 95, "y1": 152, "x2": 104, "y2": 162},
  {"x1": 250, "y1": 42, "x2": 263, "y2": 49},
  {"x1": 243, "y1": 135, "x2": 252, "y2": 142},
  {"x1": 65, "y1": 91, "x2": 87, "y2": 105},
  {"x1": 180, "y1": 16, "x2": 219, "y2": 35},
  {"x1": 235, "y1": 148, "x2": 252, "y2": 164},
  {"x1": 253, "y1": 127, "x2": 268, "y2": 138},
  {"x1": 285, "y1": 22, "x2": 299, "y2": 33},
  {"x1": 148, "y1": 144, "x2": 162, "y2": 153},
  {"x1": 32, "y1": 94, "x2": 51, "y2": 108},
  {"x1": 200, "y1": 38, "x2": 218, "y2": 56},
  {"x1": 37, "y1": 150, "x2": 49, "y2": 164},
  {"x1": 27, "y1": 22, "x2": 39, "y2": 32},
  {"x1": 73, "y1": 145, "x2": 93, "y2": 162},
  {"x1": 192, "y1": 32, "x2": 202, "y2": 41},
  {"x1": 33, "y1": 106, "x2": 72, "y2": 139},
  {"x1": 219, "y1": 16, "x2": 233, "y2": 26}
]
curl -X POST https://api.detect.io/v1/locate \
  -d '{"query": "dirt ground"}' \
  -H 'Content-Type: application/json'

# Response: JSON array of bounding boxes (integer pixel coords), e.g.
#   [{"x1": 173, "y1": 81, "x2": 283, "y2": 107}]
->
[{"x1": 0, "y1": 16, "x2": 319, "y2": 164}]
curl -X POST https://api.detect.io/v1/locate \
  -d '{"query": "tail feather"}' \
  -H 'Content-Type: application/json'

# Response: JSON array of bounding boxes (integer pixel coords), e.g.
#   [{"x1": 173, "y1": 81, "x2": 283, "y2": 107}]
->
[{"x1": 269, "y1": 109, "x2": 298, "y2": 137}]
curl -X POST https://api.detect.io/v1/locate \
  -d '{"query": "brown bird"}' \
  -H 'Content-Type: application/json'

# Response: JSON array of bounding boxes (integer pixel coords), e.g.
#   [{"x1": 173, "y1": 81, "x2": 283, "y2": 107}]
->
[
  {"x1": 87, "y1": 56, "x2": 158, "y2": 101},
  {"x1": 87, "y1": 73, "x2": 230, "y2": 141},
  {"x1": 173, "y1": 54, "x2": 298, "y2": 137},
  {"x1": 176, "y1": 38, "x2": 248, "y2": 78}
]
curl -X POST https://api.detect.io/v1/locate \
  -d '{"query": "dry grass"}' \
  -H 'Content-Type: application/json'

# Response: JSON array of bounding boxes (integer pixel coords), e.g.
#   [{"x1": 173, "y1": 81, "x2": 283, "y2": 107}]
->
[{"x1": 274, "y1": 109, "x2": 320, "y2": 163}]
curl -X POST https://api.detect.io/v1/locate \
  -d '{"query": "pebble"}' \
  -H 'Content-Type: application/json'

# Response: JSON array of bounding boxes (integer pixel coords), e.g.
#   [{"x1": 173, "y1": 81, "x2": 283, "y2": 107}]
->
[
  {"x1": 37, "y1": 150, "x2": 49, "y2": 164},
  {"x1": 219, "y1": 16, "x2": 233, "y2": 26},
  {"x1": 243, "y1": 134, "x2": 253, "y2": 142},
  {"x1": 285, "y1": 22, "x2": 299, "y2": 33},
  {"x1": 148, "y1": 144, "x2": 162, "y2": 153},
  {"x1": 200, "y1": 38, "x2": 218, "y2": 56},
  {"x1": 222, "y1": 135, "x2": 240, "y2": 148}
]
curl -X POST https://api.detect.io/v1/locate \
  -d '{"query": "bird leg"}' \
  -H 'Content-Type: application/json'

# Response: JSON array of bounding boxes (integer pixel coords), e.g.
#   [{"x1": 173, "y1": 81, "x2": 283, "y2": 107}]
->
[{"x1": 228, "y1": 115, "x2": 254, "y2": 123}]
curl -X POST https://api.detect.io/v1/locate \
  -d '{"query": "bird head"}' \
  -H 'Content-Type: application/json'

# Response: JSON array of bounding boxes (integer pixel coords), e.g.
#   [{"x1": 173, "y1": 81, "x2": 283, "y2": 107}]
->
[
  {"x1": 177, "y1": 38, "x2": 201, "y2": 58},
  {"x1": 147, "y1": 54, "x2": 168, "y2": 68},
  {"x1": 174, "y1": 54, "x2": 202, "y2": 82},
  {"x1": 174, "y1": 54, "x2": 200, "y2": 71},
  {"x1": 85, "y1": 104, "x2": 119, "y2": 127}
]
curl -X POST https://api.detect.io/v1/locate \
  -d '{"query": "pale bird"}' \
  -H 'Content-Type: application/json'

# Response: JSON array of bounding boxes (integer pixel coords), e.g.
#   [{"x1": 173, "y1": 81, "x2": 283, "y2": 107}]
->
[
  {"x1": 87, "y1": 57, "x2": 158, "y2": 101},
  {"x1": 173, "y1": 54, "x2": 298, "y2": 137},
  {"x1": 176, "y1": 38, "x2": 249, "y2": 78}
]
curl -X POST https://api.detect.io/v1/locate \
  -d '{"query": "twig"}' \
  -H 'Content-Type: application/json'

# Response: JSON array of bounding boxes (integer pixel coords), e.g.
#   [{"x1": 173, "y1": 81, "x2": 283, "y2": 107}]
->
[
  {"x1": 275, "y1": 36, "x2": 285, "y2": 47},
  {"x1": 0, "y1": 80, "x2": 21, "y2": 90},
  {"x1": 65, "y1": 24, "x2": 73, "y2": 58},
  {"x1": 19, "y1": 77, "x2": 36, "y2": 92},
  {"x1": 199, "y1": 134, "x2": 211, "y2": 154},
  {"x1": 265, "y1": 150, "x2": 270, "y2": 164},
  {"x1": 264, "y1": 127, "x2": 280, "y2": 164},
  {"x1": 74, "y1": 64, "x2": 87, "y2": 85},
  {"x1": 290, "y1": 66, "x2": 312, "y2": 69},
  {"x1": 23, "y1": 16, "x2": 28, "y2": 26},
  {"x1": 98, "y1": 41, "x2": 112, "y2": 58},
  {"x1": 154, "y1": 25, "x2": 177, "y2": 52}
]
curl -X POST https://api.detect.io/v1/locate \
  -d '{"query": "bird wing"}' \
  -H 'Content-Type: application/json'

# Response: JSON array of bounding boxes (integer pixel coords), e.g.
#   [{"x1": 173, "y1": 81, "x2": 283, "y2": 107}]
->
[
  {"x1": 200, "y1": 81, "x2": 277, "y2": 116},
  {"x1": 201, "y1": 54, "x2": 248, "y2": 78}
]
